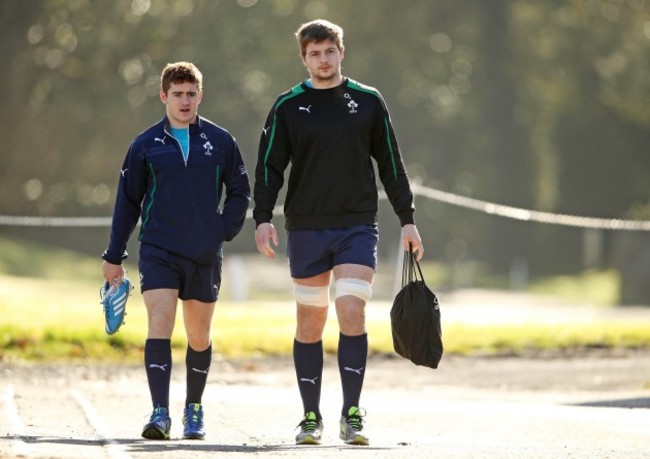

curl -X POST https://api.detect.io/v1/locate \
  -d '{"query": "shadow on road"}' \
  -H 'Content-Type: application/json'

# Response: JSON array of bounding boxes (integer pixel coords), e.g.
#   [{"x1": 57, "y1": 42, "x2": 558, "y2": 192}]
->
[
  {"x1": 2, "y1": 435, "x2": 395, "y2": 454},
  {"x1": 126, "y1": 442, "x2": 393, "y2": 454},
  {"x1": 572, "y1": 397, "x2": 650, "y2": 409}
]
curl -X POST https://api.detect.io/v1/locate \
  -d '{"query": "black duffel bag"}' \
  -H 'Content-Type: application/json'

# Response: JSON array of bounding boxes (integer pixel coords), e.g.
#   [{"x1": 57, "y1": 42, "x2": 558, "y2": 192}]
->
[{"x1": 390, "y1": 247, "x2": 443, "y2": 369}]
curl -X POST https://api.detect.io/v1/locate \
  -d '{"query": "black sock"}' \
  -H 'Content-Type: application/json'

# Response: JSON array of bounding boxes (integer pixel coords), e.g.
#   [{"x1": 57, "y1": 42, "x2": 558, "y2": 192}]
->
[
  {"x1": 144, "y1": 339, "x2": 172, "y2": 409},
  {"x1": 293, "y1": 339, "x2": 323, "y2": 419},
  {"x1": 338, "y1": 332, "x2": 368, "y2": 416},
  {"x1": 185, "y1": 343, "x2": 212, "y2": 406}
]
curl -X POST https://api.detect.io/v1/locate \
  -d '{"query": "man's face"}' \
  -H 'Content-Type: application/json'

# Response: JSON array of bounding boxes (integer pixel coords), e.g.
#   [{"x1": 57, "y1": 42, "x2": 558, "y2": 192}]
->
[
  {"x1": 159, "y1": 81, "x2": 202, "y2": 128},
  {"x1": 301, "y1": 39, "x2": 344, "y2": 85}
]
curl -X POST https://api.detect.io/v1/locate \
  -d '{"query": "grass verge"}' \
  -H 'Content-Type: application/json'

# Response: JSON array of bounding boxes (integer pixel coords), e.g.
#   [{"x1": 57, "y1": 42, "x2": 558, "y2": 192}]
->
[
  {"x1": 2, "y1": 272, "x2": 650, "y2": 362},
  {"x1": 1, "y1": 234, "x2": 648, "y2": 362}
]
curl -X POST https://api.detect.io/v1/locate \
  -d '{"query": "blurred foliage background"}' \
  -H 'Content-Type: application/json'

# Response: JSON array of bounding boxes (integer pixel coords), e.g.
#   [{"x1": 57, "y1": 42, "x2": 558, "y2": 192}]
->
[{"x1": 0, "y1": 0, "x2": 649, "y2": 303}]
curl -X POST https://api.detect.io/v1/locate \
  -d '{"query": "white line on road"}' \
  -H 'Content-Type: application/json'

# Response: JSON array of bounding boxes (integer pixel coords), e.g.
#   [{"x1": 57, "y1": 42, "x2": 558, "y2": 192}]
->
[
  {"x1": 70, "y1": 389, "x2": 132, "y2": 459},
  {"x1": 2, "y1": 384, "x2": 33, "y2": 457}
]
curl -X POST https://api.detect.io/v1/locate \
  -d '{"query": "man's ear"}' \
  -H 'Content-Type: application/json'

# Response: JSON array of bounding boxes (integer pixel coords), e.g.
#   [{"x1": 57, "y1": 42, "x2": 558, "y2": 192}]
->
[{"x1": 159, "y1": 90, "x2": 167, "y2": 104}]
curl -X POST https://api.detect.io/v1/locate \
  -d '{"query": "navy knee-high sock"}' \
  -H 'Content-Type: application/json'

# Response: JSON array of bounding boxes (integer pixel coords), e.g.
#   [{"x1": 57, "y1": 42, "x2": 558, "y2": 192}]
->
[
  {"x1": 338, "y1": 333, "x2": 368, "y2": 416},
  {"x1": 293, "y1": 339, "x2": 324, "y2": 419},
  {"x1": 144, "y1": 339, "x2": 172, "y2": 409},
  {"x1": 185, "y1": 343, "x2": 212, "y2": 406}
]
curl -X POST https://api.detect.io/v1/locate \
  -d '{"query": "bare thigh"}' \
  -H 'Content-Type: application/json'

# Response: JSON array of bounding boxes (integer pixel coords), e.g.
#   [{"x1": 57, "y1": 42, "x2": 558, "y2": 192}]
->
[{"x1": 143, "y1": 288, "x2": 179, "y2": 339}]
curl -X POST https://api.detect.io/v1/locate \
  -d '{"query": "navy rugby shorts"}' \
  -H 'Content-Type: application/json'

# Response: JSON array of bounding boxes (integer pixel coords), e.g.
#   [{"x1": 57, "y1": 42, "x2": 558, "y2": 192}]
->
[
  {"x1": 286, "y1": 224, "x2": 379, "y2": 279},
  {"x1": 138, "y1": 243, "x2": 222, "y2": 302}
]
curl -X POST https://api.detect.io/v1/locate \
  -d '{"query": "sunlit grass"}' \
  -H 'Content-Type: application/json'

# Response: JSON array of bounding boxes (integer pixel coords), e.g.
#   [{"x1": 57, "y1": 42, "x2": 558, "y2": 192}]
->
[
  {"x1": 443, "y1": 323, "x2": 650, "y2": 356},
  {"x1": 529, "y1": 269, "x2": 620, "y2": 306},
  {"x1": 1, "y1": 234, "x2": 649, "y2": 362},
  {"x1": 2, "y1": 271, "x2": 650, "y2": 362},
  {"x1": 0, "y1": 235, "x2": 101, "y2": 282},
  {"x1": 0, "y1": 274, "x2": 404, "y2": 361}
]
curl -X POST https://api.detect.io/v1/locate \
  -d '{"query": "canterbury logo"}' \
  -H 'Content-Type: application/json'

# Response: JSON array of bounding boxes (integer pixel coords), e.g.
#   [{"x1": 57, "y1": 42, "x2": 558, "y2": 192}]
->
[
  {"x1": 299, "y1": 376, "x2": 319, "y2": 385},
  {"x1": 154, "y1": 136, "x2": 166, "y2": 144},
  {"x1": 298, "y1": 105, "x2": 311, "y2": 113},
  {"x1": 149, "y1": 364, "x2": 169, "y2": 371},
  {"x1": 120, "y1": 168, "x2": 128, "y2": 177},
  {"x1": 343, "y1": 366, "x2": 364, "y2": 375}
]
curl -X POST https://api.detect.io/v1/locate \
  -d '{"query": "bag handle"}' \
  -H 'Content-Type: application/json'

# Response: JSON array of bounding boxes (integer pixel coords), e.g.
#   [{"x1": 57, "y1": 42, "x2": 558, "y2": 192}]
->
[
  {"x1": 401, "y1": 246, "x2": 411, "y2": 286},
  {"x1": 403, "y1": 243, "x2": 426, "y2": 287}
]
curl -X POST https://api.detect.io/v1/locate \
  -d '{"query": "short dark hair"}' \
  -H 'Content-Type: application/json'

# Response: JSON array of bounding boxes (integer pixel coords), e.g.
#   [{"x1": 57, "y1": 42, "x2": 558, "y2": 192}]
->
[
  {"x1": 295, "y1": 19, "x2": 344, "y2": 57},
  {"x1": 160, "y1": 62, "x2": 203, "y2": 94}
]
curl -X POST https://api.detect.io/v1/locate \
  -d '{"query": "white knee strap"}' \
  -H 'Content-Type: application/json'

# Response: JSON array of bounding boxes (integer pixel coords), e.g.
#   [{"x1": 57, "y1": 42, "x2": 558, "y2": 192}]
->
[
  {"x1": 335, "y1": 278, "x2": 372, "y2": 303},
  {"x1": 293, "y1": 283, "x2": 329, "y2": 307}
]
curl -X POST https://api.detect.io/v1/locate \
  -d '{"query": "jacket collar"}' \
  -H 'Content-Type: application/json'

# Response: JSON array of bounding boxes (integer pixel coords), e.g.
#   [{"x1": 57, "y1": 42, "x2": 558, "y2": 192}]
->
[{"x1": 161, "y1": 115, "x2": 203, "y2": 135}]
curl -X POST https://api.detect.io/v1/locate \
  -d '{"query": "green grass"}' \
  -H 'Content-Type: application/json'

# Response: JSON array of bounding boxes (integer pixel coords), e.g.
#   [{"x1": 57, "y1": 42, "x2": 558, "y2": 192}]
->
[
  {"x1": 0, "y1": 272, "x2": 397, "y2": 361},
  {"x1": 1, "y1": 233, "x2": 650, "y2": 362},
  {"x1": 0, "y1": 234, "x2": 100, "y2": 282},
  {"x1": 529, "y1": 269, "x2": 621, "y2": 306},
  {"x1": 443, "y1": 323, "x2": 650, "y2": 355},
  {"x1": 2, "y1": 269, "x2": 650, "y2": 362}
]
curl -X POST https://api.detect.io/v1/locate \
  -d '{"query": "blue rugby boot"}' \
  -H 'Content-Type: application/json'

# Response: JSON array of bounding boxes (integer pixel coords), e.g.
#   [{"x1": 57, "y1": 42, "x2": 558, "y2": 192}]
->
[
  {"x1": 100, "y1": 277, "x2": 132, "y2": 335},
  {"x1": 142, "y1": 406, "x2": 171, "y2": 440},
  {"x1": 182, "y1": 403, "x2": 205, "y2": 439}
]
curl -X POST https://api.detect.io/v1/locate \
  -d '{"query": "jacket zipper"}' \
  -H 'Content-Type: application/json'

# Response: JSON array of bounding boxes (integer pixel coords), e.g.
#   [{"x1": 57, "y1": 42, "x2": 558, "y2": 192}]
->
[{"x1": 164, "y1": 127, "x2": 189, "y2": 167}]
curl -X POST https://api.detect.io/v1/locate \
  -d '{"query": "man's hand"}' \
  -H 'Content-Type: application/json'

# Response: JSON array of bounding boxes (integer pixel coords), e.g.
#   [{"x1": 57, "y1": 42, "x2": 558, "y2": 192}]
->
[
  {"x1": 401, "y1": 224, "x2": 424, "y2": 261},
  {"x1": 255, "y1": 222, "x2": 279, "y2": 259},
  {"x1": 102, "y1": 261, "x2": 125, "y2": 285}
]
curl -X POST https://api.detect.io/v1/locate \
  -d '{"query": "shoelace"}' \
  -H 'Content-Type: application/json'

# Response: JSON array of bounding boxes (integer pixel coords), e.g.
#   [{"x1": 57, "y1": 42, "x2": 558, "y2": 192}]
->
[
  {"x1": 298, "y1": 418, "x2": 319, "y2": 432},
  {"x1": 143, "y1": 408, "x2": 167, "y2": 424},
  {"x1": 185, "y1": 408, "x2": 202, "y2": 430},
  {"x1": 187, "y1": 414, "x2": 201, "y2": 428},
  {"x1": 100, "y1": 287, "x2": 110, "y2": 319},
  {"x1": 346, "y1": 414, "x2": 364, "y2": 432}
]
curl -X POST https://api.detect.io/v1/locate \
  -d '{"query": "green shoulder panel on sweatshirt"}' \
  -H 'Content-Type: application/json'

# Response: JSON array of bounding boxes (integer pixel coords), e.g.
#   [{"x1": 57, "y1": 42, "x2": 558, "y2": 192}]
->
[{"x1": 263, "y1": 84, "x2": 305, "y2": 186}]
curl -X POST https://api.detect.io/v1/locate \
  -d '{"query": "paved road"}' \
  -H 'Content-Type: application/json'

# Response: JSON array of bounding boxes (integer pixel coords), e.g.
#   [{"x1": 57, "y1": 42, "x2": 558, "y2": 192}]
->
[
  {"x1": 2, "y1": 352, "x2": 650, "y2": 459},
  {"x1": 2, "y1": 290, "x2": 650, "y2": 458}
]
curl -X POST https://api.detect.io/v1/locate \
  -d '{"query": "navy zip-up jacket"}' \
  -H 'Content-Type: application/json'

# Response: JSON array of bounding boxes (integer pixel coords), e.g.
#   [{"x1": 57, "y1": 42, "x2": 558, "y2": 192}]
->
[{"x1": 103, "y1": 116, "x2": 250, "y2": 265}]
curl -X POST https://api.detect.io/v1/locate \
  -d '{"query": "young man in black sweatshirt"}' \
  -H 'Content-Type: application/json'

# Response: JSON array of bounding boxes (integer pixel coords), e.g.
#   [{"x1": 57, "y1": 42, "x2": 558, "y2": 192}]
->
[{"x1": 253, "y1": 20, "x2": 424, "y2": 446}]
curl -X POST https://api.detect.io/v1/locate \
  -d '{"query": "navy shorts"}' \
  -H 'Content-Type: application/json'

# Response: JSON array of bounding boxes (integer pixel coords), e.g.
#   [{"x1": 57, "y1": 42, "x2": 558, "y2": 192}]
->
[
  {"x1": 138, "y1": 243, "x2": 222, "y2": 302},
  {"x1": 286, "y1": 224, "x2": 379, "y2": 279}
]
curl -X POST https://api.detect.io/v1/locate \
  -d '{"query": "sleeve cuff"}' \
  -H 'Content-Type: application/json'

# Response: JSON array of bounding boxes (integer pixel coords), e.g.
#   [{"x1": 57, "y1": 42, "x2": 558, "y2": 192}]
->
[
  {"x1": 398, "y1": 212, "x2": 415, "y2": 226},
  {"x1": 102, "y1": 250, "x2": 126, "y2": 265}
]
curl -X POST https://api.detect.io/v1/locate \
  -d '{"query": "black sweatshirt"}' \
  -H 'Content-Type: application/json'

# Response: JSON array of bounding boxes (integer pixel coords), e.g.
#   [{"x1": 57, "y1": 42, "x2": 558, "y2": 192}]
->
[{"x1": 253, "y1": 78, "x2": 415, "y2": 230}]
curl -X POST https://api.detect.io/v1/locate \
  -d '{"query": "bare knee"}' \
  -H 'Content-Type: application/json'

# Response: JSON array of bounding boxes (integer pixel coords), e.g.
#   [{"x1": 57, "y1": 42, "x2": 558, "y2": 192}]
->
[
  {"x1": 182, "y1": 299, "x2": 215, "y2": 351},
  {"x1": 187, "y1": 334, "x2": 211, "y2": 352},
  {"x1": 336, "y1": 298, "x2": 367, "y2": 336}
]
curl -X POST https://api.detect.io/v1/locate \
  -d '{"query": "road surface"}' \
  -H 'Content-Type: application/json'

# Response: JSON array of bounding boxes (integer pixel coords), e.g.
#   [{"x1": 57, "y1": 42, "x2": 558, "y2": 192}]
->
[
  {"x1": 2, "y1": 352, "x2": 650, "y2": 459},
  {"x1": 3, "y1": 290, "x2": 650, "y2": 458}
]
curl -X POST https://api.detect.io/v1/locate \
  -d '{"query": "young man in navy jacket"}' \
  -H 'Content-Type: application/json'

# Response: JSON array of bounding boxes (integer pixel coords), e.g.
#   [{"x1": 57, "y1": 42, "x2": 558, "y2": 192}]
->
[{"x1": 102, "y1": 62, "x2": 250, "y2": 440}]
